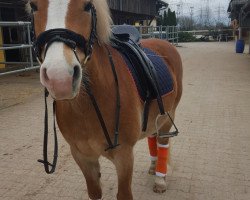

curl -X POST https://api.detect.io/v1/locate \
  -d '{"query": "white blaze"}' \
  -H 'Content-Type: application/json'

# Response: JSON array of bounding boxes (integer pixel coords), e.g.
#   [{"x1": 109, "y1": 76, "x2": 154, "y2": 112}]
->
[
  {"x1": 40, "y1": 0, "x2": 82, "y2": 99},
  {"x1": 42, "y1": 0, "x2": 79, "y2": 78},
  {"x1": 46, "y1": 0, "x2": 70, "y2": 30}
]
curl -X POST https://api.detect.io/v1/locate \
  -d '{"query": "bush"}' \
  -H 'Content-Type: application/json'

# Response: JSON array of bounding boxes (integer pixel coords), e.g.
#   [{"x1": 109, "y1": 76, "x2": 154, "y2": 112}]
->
[{"x1": 178, "y1": 32, "x2": 197, "y2": 42}]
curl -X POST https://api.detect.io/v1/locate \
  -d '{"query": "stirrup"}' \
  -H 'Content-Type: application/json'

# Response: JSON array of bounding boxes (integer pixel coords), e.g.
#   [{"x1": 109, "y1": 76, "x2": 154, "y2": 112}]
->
[{"x1": 155, "y1": 112, "x2": 179, "y2": 138}]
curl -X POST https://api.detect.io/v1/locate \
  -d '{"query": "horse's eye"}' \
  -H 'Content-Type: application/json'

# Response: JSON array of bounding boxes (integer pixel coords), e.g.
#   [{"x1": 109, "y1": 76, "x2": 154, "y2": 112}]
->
[
  {"x1": 84, "y1": 2, "x2": 92, "y2": 12},
  {"x1": 30, "y1": 2, "x2": 38, "y2": 12}
]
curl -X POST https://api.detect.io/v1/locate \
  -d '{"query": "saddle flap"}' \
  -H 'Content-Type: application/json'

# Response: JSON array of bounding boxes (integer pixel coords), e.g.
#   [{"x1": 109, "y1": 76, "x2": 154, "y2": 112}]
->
[{"x1": 113, "y1": 33, "x2": 130, "y2": 42}]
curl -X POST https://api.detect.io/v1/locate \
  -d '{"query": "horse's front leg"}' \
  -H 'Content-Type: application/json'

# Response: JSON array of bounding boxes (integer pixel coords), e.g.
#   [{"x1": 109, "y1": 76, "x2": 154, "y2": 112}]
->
[
  {"x1": 70, "y1": 146, "x2": 102, "y2": 200},
  {"x1": 112, "y1": 145, "x2": 134, "y2": 200},
  {"x1": 147, "y1": 116, "x2": 174, "y2": 193}
]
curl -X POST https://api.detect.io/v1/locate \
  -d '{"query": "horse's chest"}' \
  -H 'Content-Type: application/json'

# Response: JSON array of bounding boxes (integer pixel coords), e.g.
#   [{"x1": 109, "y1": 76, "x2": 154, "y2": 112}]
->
[{"x1": 56, "y1": 110, "x2": 107, "y2": 154}]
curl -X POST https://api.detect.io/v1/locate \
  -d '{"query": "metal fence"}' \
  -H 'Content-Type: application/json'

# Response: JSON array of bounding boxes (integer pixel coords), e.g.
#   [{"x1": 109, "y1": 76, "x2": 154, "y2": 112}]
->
[
  {"x1": 0, "y1": 22, "x2": 178, "y2": 77},
  {"x1": 136, "y1": 25, "x2": 179, "y2": 44},
  {"x1": 0, "y1": 21, "x2": 39, "y2": 77}
]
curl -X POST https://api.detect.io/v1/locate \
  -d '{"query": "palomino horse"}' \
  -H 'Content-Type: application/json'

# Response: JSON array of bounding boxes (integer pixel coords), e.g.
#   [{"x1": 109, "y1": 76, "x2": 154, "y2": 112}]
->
[{"x1": 29, "y1": 0, "x2": 182, "y2": 199}]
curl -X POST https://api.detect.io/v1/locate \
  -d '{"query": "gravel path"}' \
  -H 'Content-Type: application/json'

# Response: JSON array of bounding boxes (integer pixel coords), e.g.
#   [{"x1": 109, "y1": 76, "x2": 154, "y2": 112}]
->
[{"x1": 0, "y1": 42, "x2": 250, "y2": 200}]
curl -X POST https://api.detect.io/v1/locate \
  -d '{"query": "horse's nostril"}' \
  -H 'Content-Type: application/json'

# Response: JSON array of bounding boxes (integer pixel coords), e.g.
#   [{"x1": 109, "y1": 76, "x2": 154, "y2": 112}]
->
[
  {"x1": 43, "y1": 68, "x2": 49, "y2": 81},
  {"x1": 73, "y1": 65, "x2": 81, "y2": 84}
]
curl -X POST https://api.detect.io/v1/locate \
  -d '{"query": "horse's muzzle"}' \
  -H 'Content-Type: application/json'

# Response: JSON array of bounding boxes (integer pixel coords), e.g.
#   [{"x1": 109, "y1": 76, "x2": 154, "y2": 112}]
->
[{"x1": 40, "y1": 64, "x2": 81, "y2": 100}]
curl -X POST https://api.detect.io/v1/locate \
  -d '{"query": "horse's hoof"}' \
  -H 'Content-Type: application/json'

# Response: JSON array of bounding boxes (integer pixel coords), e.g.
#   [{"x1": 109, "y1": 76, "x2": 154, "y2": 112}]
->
[
  {"x1": 148, "y1": 161, "x2": 156, "y2": 175},
  {"x1": 153, "y1": 176, "x2": 167, "y2": 193},
  {"x1": 148, "y1": 168, "x2": 156, "y2": 175}
]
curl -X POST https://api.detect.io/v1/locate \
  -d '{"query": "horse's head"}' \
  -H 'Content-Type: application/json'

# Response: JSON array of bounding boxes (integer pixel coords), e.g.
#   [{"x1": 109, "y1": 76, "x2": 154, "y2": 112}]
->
[{"x1": 28, "y1": 0, "x2": 112, "y2": 100}]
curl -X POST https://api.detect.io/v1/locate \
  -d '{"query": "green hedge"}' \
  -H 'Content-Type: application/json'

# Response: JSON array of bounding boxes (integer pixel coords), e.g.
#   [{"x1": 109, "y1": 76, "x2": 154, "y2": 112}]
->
[{"x1": 178, "y1": 32, "x2": 197, "y2": 42}]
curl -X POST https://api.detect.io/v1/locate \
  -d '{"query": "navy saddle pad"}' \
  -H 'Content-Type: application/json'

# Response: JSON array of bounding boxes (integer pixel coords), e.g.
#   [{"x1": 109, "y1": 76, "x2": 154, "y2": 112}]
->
[{"x1": 120, "y1": 48, "x2": 174, "y2": 101}]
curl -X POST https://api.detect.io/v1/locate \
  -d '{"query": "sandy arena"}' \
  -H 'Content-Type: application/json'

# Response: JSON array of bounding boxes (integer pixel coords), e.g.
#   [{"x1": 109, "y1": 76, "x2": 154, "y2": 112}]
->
[{"x1": 0, "y1": 42, "x2": 250, "y2": 200}]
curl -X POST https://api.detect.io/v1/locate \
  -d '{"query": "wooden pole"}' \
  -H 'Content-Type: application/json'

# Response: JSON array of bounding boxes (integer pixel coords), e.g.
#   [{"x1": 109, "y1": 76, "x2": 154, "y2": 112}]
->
[
  {"x1": 249, "y1": 31, "x2": 250, "y2": 54},
  {"x1": 0, "y1": 27, "x2": 5, "y2": 69}
]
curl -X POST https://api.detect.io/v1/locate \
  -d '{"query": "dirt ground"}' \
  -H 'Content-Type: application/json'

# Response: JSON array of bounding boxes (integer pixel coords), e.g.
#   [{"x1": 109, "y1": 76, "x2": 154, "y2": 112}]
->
[{"x1": 0, "y1": 42, "x2": 250, "y2": 200}]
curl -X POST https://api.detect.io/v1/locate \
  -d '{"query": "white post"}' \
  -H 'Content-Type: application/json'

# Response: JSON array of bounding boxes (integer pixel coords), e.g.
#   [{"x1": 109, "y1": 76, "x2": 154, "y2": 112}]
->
[{"x1": 239, "y1": 27, "x2": 242, "y2": 40}]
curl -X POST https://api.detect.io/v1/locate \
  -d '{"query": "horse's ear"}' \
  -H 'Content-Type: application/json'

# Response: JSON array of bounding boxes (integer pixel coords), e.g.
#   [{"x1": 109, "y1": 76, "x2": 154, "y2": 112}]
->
[
  {"x1": 92, "y1": 0, "x2": 113, "y2": 44},
  {"x1": 25, "y1": 0, "x2": 32, "y2": 14}
]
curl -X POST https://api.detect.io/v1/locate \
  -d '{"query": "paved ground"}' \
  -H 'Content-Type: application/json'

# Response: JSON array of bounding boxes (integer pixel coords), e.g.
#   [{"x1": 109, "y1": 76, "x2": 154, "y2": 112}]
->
[{"x1": 0, "y1": 42, "x2": 250, "y2": 200}]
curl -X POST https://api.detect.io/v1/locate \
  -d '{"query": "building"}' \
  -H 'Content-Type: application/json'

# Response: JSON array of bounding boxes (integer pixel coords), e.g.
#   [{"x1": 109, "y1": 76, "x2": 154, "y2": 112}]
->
[
  {"x1": 108, "y1": 0, "x2": 167, "y2": 25},
  {"x1": 228, "y1": 0, "x2": 250, "y2": 53},
  {"x1": 228, "y1": 0, "x2": 250, "y2": 51}
]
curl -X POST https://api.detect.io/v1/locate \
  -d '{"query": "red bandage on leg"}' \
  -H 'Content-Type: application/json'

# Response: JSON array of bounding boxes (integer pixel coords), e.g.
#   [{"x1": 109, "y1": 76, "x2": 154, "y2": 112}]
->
[
  {"x1": 147, "y1": 136, "x2": 157, "y2": 159},
  {"x1": 156, "y1": 144, "x2": 169, "y2": 177}
]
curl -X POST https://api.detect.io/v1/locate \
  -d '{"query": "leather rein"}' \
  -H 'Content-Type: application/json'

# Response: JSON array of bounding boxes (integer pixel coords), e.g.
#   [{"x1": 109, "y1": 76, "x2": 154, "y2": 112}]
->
[{"x1": 32, "y1": 3, "x2": 120, "y2": 174}]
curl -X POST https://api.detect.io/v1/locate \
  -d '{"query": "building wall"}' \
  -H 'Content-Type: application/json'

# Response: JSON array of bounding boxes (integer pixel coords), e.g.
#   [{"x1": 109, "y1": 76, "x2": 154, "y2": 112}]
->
[{"x1": 108, "y1": 0, "x2": 156, "y2": 16}]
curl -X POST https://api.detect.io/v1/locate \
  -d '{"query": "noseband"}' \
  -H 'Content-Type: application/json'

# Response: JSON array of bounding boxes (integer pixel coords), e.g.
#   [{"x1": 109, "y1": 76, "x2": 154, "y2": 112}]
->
[{"x1": 32, "y1": 3, "x2": 97, "y2": 64}]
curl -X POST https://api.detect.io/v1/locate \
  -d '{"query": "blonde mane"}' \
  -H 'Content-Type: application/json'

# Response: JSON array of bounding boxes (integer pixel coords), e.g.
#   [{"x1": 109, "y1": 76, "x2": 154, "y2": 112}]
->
[{"x1": 92, "y1": 0, "x2": 113, "y2": 44}]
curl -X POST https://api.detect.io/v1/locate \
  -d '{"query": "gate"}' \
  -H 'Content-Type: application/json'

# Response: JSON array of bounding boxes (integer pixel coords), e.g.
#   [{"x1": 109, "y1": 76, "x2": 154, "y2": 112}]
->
[
  {"x1": 136, "y1": 25, "x2": 179, "y2": 45},
  {"x1": 0, "y1": 22, "x2": 179, "y2": 77},
  {"x1": 0, "y1": 21, "x2": 38, "y2": 77}
]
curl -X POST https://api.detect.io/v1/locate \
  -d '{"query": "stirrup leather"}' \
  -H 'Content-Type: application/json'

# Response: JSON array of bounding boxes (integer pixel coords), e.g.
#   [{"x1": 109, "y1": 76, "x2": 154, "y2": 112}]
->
[{"x1": 155, "y1": 112, "x2": 179, "y2": 138}]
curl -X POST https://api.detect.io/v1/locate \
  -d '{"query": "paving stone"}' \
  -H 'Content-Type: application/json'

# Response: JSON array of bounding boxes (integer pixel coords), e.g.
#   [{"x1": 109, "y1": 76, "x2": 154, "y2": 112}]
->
[{"x1": 1, "y1": 42, "x2": 250, "y2": 199}]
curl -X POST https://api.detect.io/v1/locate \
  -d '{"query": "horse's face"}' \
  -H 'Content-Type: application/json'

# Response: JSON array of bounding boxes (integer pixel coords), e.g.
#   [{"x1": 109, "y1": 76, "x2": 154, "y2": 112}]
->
[{"x1": 30, "y1": 0, "x2": 94, "y2": 100}]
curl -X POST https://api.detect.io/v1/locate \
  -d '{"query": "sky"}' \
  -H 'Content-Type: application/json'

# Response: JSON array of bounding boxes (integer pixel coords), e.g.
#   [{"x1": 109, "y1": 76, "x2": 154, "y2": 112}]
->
[{"x1": 163, "y1": 0, "x2": 231, "y2": 24}]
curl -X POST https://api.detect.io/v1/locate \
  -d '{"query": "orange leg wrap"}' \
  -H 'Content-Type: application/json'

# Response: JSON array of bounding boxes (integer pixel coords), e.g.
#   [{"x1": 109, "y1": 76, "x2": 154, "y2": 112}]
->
[
  {"x1": 155, "y1": 145, "x2": 169, "y2": 177},
  {"x1": 147, "y1": 136, "x2": 157, "y2": 159}
]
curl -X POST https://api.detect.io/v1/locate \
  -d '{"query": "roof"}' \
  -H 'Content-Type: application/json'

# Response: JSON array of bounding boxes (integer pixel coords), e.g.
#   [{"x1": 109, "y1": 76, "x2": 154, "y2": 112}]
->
[
  {"x1": 157, "y1": 0, "x2": 168, "y2": 7},
  {"x1": 240, "y1": 0, "x2": 250, "y2": 26},
  {"x1": 228, "y1": 0, "x2": 248, "y2": 12}
]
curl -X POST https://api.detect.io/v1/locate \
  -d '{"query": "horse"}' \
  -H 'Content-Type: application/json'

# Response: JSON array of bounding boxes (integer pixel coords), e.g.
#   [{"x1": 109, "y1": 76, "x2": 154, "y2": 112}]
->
[{"x1": 28, "y1": 0, "x2": 183, "y2": 199}]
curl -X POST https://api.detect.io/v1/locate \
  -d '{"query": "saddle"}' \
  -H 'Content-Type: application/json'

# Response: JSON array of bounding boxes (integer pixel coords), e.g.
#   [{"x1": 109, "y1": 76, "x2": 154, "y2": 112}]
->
[
  {"x1": 112, "y1": 25, "x2": 140, "y2": 44},
  {"x1": 111, "y1": 25, "x2": 178, "y2": 137}
]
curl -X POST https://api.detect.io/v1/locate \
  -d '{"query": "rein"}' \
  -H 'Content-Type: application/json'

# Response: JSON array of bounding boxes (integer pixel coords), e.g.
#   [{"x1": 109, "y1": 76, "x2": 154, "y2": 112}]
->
[
  {"x1": 37, "y1": 89, "x2": 58, "y2": 174},
  {"x1": 32, "y1": 3, "x2": 120, "y2": 174},
  {"x1": 82, "y1": 46, "x2": 121, "y2": 151}
]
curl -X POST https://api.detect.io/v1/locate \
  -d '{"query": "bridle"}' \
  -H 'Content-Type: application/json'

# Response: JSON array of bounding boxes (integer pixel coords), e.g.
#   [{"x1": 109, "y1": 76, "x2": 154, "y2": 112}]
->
[
  {"x1": 31, "y1": 3, "x2": 121, "y2": 174},
  {"x1": 32, "y1": 3, "x2": 97, "y2": 65}
]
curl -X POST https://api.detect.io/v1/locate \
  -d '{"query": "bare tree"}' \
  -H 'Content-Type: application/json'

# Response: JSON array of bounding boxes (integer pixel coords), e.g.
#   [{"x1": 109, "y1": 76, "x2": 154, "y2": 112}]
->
[{"x1": 178, "y1": 16, "x2": 194, "y2": 31}]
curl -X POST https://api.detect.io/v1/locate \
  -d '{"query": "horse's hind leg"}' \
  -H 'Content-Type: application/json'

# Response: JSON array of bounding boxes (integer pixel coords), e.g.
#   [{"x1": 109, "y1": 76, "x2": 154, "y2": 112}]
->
[
  {"x1": 112, "y1": 145, "x2": 134, "y2": 200},
  {"x1": 70, "y1": 146, "x2": 102, "y2": 200}
]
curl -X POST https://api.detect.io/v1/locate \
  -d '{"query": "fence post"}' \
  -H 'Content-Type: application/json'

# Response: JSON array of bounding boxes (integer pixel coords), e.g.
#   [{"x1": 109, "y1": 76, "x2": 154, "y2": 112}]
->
[
  {"x1": 166, "y1": 26, "x2": 169, "y2": 40},
  {"x1": 160, "y1": 25, "x2": 162, "y2": 39},
  {"x1": 177, "y1": 26, "x2": 179, "y2": 45},
  {"x1": 139, "y1": 26, "x2": 142, "y2": 37},
  {"x1": 27, "y1": 24, "x2": 34, "y2": 69}
]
